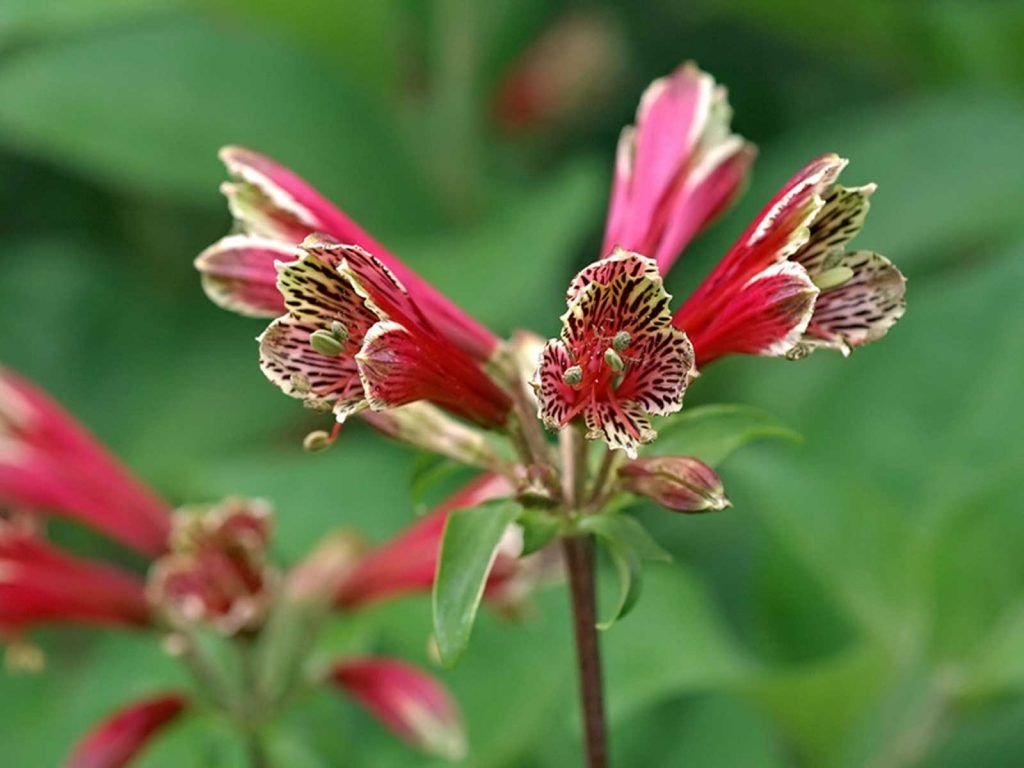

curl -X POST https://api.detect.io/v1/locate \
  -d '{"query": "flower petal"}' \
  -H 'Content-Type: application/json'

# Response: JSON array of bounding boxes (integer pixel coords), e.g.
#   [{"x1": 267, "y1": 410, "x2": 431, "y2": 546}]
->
[
  {"x1": 534, "y1": 339, "x2": 577, "y2": 430},
  {"x1": 792, "y1": 183, "x2": 875, "y2": 275},
  {"x1": 584, "y1": 399, "x2": 656, "y2": 459},
  {"x1": 0, "y1": 525, "x2": 150, "y2": 631},
  {"x1": 258, "y1": 316, "x2": 367, "y2": 421},
  {"x1": 0, "y1": 369, "x2": 170, "y2": 556},
  {"x1": 194, "y1": 235, "x2": 294, "y2": 317},
  {"x1": 798, "y1": 250, "x2": 907, "y2": 356},
  {"x1": 356, "y1": 321, "x2": 509, "y2": 428},
  {"x1": 219, "y1": 147, "x2": 500, "y2": 359},
  {"x1": 616, "y1": 326, "x2": 694, "y2": 416},
  {"x1": 603, "y1": 62, "x2": 755, "y2": 274},
  {"x1": 329, "y1": 658, "x2": 466, "y2": 760},
  {"x1": 686, "y1": 261, "x2": 819, "y2": 365},
  {"x1": 66, "y1": 693, "x2": 188, "y2": 768},
  {"x1": 676, "y1": 154, "x2": 845, "y2": 333}
]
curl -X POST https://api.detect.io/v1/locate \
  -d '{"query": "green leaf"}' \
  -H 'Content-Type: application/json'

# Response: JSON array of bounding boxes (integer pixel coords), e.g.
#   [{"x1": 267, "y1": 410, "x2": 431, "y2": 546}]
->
[
  {"x1": 577, "y1": 513, "x2": 671, "y2": 629},
  {"x1": 0, "y1": 16, "x2": 433, "y2": 229},
  {"x1": 433, "y1": 500, "x2": 522, "y2": 666},
  {"x1": 517, "y1": 507, "x2": 562, "y2": 556},
  {"x1": 651, "y1": 404, "x2": 801, "y2": 467}
]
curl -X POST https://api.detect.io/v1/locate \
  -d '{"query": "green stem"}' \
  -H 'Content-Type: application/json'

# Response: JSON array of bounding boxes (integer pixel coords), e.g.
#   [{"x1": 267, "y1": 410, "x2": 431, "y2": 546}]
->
[{"x1": 563, "y1": 535, "x2": 609, "y2": 768}]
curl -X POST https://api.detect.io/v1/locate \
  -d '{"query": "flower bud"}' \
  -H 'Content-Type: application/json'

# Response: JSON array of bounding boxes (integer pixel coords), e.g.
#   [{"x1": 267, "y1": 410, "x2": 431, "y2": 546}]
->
[{"x1": 618, "y1": 456, "x2": 730, "y2": 513}]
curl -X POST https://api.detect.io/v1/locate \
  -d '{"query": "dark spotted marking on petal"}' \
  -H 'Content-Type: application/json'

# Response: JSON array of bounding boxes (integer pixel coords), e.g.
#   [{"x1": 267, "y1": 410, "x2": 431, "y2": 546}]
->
[
  {"x1": 795, "y1": 184, "x2": 875, "y2": 275},
  {"x1": 584, "y1": 400, "x2": 656, "y2": 459}
]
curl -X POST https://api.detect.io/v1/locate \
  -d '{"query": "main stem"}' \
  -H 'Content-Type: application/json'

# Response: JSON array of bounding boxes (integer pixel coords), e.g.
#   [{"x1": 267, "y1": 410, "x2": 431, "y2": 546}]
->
[{"x1": 563, "y1": 535, "x2": 608, "y2": 768}]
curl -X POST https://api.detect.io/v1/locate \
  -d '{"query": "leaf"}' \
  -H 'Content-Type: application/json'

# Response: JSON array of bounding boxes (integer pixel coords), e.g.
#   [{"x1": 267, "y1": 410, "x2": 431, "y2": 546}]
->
[
  {"x1": 0, "y1": 16, "x2": 434, "y2": 231},
  {"x1": 651, "y1": 404, "x2": 801, "y2": 467},
  {"x1": 516, "y1": 507, "x2": 562, "y2": 556},
  {"x1": 432, "y1": 500, "x2": 522, "y2": 666},
  {"x1": 577, "y1": 513, "x2": 671, "y2": 629}
]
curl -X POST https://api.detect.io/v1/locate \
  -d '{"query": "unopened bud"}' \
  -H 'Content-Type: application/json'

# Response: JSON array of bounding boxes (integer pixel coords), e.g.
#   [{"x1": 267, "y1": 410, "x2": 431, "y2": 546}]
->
[
  {"x1": 604, "y1": 348, "x2": 625, "y2": 372},
  {"x1": 309, "y1": 328, "x2": 346, "y2": 357},
  {"x1": 303, "y1": 430, "x2": 333, "y2": 452},
  {"x1": 562, "y1": 365, "x2": 583, "y2": 387},
  {"x1": 618, "y1": 456, "x2": 730, "y2": 513},
  {"x1": 612, "y1": 331, "x2": 631, "y2": 351},
  {"x1": 812, "y1": 266, "x2": 854, "y2": 292}
]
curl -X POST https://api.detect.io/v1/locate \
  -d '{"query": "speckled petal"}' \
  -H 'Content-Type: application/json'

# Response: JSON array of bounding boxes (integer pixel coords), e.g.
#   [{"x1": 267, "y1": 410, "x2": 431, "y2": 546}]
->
[
  {"x1": 798, "y1": 250, "x2": 906, "y2": 356},
  {"x1": 534, "y1": 340, "x2": 578, "y2": 429},
  {"x1": 566, "y1": 247, "x2": 662, "y2": 305},
  {"x1": 794, "y1": 183, "x2": 875, "y2": 275},
  {"x1": 258, "y1": 316, "x2": 367, "y2": 421},
  {"x1": 616, "y1": 326, "x2": 694, "y2": 416},
  {"x1": 584, "y1": 399, "x2": 656, "y2": 459}
]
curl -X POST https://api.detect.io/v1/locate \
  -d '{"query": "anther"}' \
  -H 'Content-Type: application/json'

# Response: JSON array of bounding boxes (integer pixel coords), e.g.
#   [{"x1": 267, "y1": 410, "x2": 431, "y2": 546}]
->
[
  {"x1": 604, "y1": 348, "x2": 625, "y2": 372},
  {"x1": 303, "y1": 430, "x2": 333, "y2": 452},
  {"x1": 309, "y1": 329, "x2": 345, "y2": 356},
  {"x1": 812, "y1": 266, "x2": 854, "y2": 292},
  {"x1": 562, "y1": 365, "x2": 583, "y2": 387},
  {"x1": 612, "y1": 331, "x2": 631, "y2": 351}
]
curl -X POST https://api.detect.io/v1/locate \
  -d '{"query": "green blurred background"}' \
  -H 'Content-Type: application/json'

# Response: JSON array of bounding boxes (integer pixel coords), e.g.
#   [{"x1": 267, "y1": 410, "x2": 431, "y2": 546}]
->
[{"x1": 1, "y1": 0, "x2": 1023, "y2": 765}]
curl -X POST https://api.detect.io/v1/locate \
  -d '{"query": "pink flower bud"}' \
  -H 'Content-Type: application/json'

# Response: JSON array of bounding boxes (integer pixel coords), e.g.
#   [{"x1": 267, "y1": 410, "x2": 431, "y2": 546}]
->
[
  {"x1": 619, "y1": 456, "x2": 730, "y2": 513},
  {"x1": 66, "y1": 693, "x2": 187, "y2": 768}
]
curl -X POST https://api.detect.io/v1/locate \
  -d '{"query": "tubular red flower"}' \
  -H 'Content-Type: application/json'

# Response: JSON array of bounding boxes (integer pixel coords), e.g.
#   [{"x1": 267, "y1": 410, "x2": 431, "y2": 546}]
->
[
  {"x1": 328, "y1": 657, "x2": 466, "y2": 760},
  {"x1": 535, "y1": 250, "x2": 695, "y2": 457},
  {"x1": 66, "y1": 693, "x2": 188, "y2": 768},
  {"x1": 0, "y1": 368, "x2": 170, "y2": 557},
  {"x1": 335, "y1": 473, "x2": 514, "y2": 609},
  {"x1": 673, "y1": 155, "x2": 906, "y2": 364},
  {"x1": 603, "y1": 62, "x2": 755, "y2": 275},
  {"x1": 259, "y1": 240, "x2": 511, "y2": 429},
  {"x1": 198, "y1": 146, "x2": 499, "y2": 359},
  {"x1": 0, "y1": 523, "x2": 149, "y2": 632}
]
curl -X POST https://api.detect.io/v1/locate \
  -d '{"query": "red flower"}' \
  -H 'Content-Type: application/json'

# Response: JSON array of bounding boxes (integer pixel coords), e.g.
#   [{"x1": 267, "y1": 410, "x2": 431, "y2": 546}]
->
[
  {"x1": 673, "y1": 154, "x2": 906, "y2": 364},
  {"x1": 603, "y1": 62, "x2": 756, "y2": 275},
  {"x1": 259, "y1": 239, "x2": 512, "y2": 429},
  {"x1": 0, "y1": 367, "x2": 170, "y2": 556},
  {"x1": 196, "y1": 147, "x2": 498, "y2": 360},
  {"x1": 66, "y1": 694, "x2": 188, "y2": 768},
  {"x1": 535, "y1": 250, "x2": 695, "y2": 457}
]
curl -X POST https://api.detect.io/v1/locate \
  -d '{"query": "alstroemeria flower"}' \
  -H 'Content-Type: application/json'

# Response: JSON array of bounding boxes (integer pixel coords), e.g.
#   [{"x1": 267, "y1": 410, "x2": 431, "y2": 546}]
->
[
  {"x1": 146, "y1": 498, "x2": 275, "y2": 635},
  {"x1": 603, "y1": 62, "x2": 756, "y2": 275},
  {"x1": 329, "y1": 658, "x2": 466, "y2": 760},
  {"x1": 673, "y1": 154, "x2": 906, "y2": 364},
  {"x1": 618, "y1": 456, "x2": 730, "y2": 513},
  {"x1": 535, "y1": 250, "x2": 695, "y2": 457},
  {"x1": 66, "y1": 693, "x2": 188, "y2": 768},
  {"x1": 259, "y1": 239, "x2": 512, "y2": 429},
  {"x1": 196, "y1": 146, "x2": 498, "y2": 360},
  {"x1": 0, "y1": 367, "x2": 170, "y2": 557}
]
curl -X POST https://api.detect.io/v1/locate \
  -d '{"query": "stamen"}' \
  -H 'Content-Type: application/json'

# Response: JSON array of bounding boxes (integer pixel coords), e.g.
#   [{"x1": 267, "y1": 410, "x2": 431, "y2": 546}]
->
[
  {"x1": 604, "y1": 348, "x2": 625, "y2": 372},
  {"x1": 612, "y1": 331, "x2": 631, "y2": 351},
  {"x1": 309, "y1": 329, "x2": 345, "y2": 357},
  {"x1": 302, "y1": 421, "x2": 343, "y2": 452},
  {"x1": 330, "y1": 321, "x2": 349, "y2": 345},
  {"x1": 290, "y1": 372, "x2": 312, "y2": 395},
  {"x1": 562, "y1": 365, "x2": 583, "y2": 387},
  {"x1": 812, "y1": 266, "x2": 854, "y2": 292}
]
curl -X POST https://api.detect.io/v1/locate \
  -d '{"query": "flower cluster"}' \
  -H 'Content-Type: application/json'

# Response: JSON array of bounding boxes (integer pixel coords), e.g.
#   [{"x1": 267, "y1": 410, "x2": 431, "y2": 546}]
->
[{"x1": 0, "y1": 367, "x2": 540, "y2": 765}]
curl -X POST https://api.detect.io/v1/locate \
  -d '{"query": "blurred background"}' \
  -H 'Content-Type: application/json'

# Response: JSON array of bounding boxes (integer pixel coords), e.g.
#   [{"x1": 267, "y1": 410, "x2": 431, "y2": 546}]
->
[{"x1": 1, "y1": 0, "x2": 1023, "y2": 765}]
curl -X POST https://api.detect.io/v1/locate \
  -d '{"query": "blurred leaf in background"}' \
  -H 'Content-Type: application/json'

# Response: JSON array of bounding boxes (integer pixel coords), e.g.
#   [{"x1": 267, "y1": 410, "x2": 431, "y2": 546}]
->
[{"x1": 1, "y1": 0, "x2": 1023, "y2": 765}]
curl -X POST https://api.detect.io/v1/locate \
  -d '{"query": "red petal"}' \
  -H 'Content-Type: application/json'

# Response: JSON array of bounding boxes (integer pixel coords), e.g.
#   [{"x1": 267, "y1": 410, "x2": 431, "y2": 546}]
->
[
  {"x1": 194, "y1": 235, "x2": 294, "y2": 317},
  {"x1": 0, "y1": 368, "x2": 170, "y2": 556},
  {"x1": 66, "y1": 694, "x2": 187, "y2": 768},
  {"x1": 329, "y1": 658, "x2": 465, "y2": 759}
]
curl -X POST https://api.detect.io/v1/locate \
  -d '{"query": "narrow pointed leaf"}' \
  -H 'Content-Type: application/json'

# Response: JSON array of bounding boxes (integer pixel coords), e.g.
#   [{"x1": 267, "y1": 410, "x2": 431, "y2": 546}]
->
[
  {"x1": 652, "y1": 404, "x2": 800, "y2": 466},
  {"x1": 577, "y1": 513, "x2": 671, "y2": 629},
  {"x1": 433, "y1": 500, "x2": 521, "y2": 666}
]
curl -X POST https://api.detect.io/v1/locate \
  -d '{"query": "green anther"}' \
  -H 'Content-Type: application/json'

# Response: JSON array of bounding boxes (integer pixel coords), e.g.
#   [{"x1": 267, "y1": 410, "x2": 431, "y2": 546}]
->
[
  {"x1": 562, "y1": 365, "x2": 583, "y2": 387},
  {"x1": 290, "y1": 372, "x2": 312, "y2": 395},
  {"x1": 309, "y1": 328, "x2": 345, "y2": 356},
  {"x1": 330, "y1": 321, "x2": 349, "y2": 345},
  {"x1": 604, "y1": 348, "x2": 625, "y2": 372},
  {"x1": 612, "y1": 331, "x2": 631, "y2": 351},
  {"x1": 812, "y1": 266, "x2": 854, "y2": 292}
]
